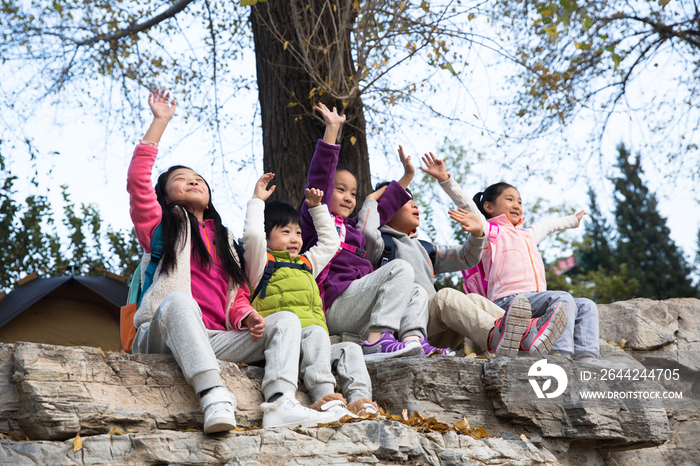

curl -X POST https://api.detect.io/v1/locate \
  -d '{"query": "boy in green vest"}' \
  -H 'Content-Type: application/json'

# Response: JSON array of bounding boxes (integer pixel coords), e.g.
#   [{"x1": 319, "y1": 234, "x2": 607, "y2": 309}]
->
[{"x1": 242, "y1": 173, "x2": 379, "y2": 426}]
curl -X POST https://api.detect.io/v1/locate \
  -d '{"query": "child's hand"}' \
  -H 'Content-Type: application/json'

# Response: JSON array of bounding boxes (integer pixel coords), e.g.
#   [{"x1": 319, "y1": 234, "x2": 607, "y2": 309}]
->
[
  {"x1": 366, "y1": 185, "x2": 388, "y2": 202},
  {"x1": 316, "y1": 102, "x2": 346, "y2": 127},
  {"x1": 149, "y1": 88, "x2": 177, "y2": 121},
  {"x1": 420, "y1": 152, "x2": 449, "y2": 182},
  {"x1": 397, "y1": 145, "x2": 415, "y2": 189},
  {"x1": 242, "y1": 311, "x2": 266, "y2": 342},
  {"x1": 449, "y1": 208, "x2": 485, "y2": 237},
  {"x1": 575, "y1": 210, "x2": 586, "y2": 227},
  {"x1": 253, "y1": 173, "x2": 276, "y2": 201},
  {"x1": 305, "y1": 187, "x2": 324, "y2": 207}
]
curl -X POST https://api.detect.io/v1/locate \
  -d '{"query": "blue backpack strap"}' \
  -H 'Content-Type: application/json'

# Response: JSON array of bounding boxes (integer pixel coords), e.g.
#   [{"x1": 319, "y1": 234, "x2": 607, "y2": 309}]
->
[
  {"x1": 251, "y1": 254, "x2": 312, "y2": 301},
  {"x1": 137, "y1": 224, "x2": 164, "y2": 308},
  {"x1": 380, "y1": 233, "x2": 395, "y2": 267},
  {"x1": 418, "y1": 240, "x2": 436, "y2": 267}
]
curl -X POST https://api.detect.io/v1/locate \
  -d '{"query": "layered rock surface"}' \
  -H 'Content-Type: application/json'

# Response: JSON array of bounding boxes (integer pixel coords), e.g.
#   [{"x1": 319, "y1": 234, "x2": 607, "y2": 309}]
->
[{"x1": 1, "y1": 297, "x2": 698, "y2": 465}]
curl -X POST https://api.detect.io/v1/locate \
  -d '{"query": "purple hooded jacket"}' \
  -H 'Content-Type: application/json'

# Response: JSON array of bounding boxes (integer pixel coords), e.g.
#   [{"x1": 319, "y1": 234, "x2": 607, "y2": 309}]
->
[{"x1": 301, "y1": 139, "x2": 411, "y2": 309}]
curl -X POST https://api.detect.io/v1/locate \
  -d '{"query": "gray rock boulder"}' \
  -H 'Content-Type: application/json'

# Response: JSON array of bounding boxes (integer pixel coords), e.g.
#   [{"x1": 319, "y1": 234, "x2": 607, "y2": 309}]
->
[{"x1": 0, "y1": 421, "x2": 559, "y2": 465}]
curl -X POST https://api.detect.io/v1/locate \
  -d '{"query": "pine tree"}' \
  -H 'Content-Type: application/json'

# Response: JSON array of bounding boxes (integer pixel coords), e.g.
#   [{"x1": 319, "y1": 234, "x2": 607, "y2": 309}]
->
[
  {"x1": 577, "y1": 186, "x2": 615, "y2": 273},
  {"x1": 612, "y1": 144, "x2": 698, "y2": 299}
]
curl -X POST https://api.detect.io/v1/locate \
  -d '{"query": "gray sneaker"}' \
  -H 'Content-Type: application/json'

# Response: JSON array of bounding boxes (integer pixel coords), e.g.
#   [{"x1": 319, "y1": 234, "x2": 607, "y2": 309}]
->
[{"x1": 488, "y1": 295, "x2": 532, "y2": 357}]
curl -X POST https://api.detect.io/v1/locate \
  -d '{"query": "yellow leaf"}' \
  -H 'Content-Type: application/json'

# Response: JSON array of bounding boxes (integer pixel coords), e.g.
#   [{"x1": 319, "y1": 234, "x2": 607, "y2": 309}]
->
[
  {"x1": 402, "y1": 408, "x2": 409, "y2": 421},
  {"x1": 287, "y1": 102, "x2": 298, "y2": 107},
  {"x1": 473, "y1": 114, "x2": 479, "y2": 120},
  {"x1": 341, "y1": 101, "x2": 348, "y2": 107},
  {"x1": 73, "y1": 433, "x2": 83, "y2": 451},
  {"x1": 107, "y1": 429, "x2": 123, "y2": 435},
  {"x1": 283, "y1": 41, "x2": 289, "y2": 50},
  {"x1": 350, "y1": 136, "x2": 357, "y2": 145},
  {"x1": 620, "y1": 339, "x2": 627, "y2": 348},
  {"x1": 468, "y1": 13, "x2": 475, "y2": 20}
]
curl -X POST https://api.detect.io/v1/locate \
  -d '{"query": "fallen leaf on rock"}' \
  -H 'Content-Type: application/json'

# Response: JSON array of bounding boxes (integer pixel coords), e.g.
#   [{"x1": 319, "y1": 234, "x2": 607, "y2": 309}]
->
[
  {"x1": 619, "y1": 339, "x2": 627, "y2": 348},
  {"x1": 464, "y1": 353, "x2": 477, "y2": 358},
  {"x1": 73, "y1": 433, "x2": 83, "y2": 451},
  {"x1": 402, "y1": 409, "x2": 409, "y2": 421},
  {"x1": 454, "y1": 416, "x2": 487, "y2": 439},
  {"x1": 0, "y1": 431, "x2": 29, "y2": 441},
  {"x1": 520, "y1": 433, "x2": 528, "y2": 441},
  {"x1": 107, "y1": 429, "x2": 123, "y2": 435}
]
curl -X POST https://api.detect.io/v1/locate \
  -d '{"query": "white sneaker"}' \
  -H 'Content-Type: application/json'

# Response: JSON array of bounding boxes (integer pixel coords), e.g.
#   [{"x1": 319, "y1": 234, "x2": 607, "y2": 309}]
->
[
  {"x1": 320, "y1": 399, "x2": 357, "y2": 420},
  {"x1": 201, "y1": 387, "x2": 237, "y2": 434},
  {"x1": 358, "y1": 403, "x2": 378, "y2": 415},
  {"x1": 262, "y1": 395, "x2": 339, "y2": 429}
]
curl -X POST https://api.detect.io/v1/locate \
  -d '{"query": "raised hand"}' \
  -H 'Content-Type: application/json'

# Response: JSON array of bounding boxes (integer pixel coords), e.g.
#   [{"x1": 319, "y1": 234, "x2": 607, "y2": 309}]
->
[
  {"x1": 449, "y1": 208, "x2": 485, "y2": 238},
  {"x1": 253, "y1": 173, "x2": 276, "y2": 201},
  {"x1": 420, "y1": 152, "x2": 449, "y2": 182},
  {"x1": 575, "y1": 210, "x2": 586, "y2": 227},
  {"x1": 397, "y1": 145, "x2": 415, "y2": 189},
  {"x1": 149, "y1": 88, "x2": 177, "y2": 121},
  {"x1": 242, "y1": 311, "x2": 266, "y2": 342},
  {"x1": 316, "y1": 102, "x2": 346, "y2": 127},
  {"x1": 366, "y1": 185, "x2": 388, "y2": 202},
  {"x1": 305, "y1": 187, "x2": 324, "y2": 207}
]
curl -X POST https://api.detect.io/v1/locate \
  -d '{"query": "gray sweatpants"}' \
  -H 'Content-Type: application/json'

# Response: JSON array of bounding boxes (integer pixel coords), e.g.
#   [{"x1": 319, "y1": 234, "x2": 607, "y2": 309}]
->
[
  {"x1": 300, "y1": 325, "x2": 337, "y2": 401},
  {"x1": 495, "y1": 291, "x2": 599, "y2": 359},
  {"x1": 326, "y1": 259, "x2": 429, "y2": 340},
  {"x1": 133, "y1": 291, "x2": 301, "y2": 400},
  {"x1": 331, "y1": 342, "x2": 372, "y2": 403}
]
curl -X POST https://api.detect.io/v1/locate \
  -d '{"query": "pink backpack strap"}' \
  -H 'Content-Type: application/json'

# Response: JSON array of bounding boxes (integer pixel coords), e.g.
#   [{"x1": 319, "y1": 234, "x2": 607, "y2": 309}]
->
[{"x1": 461, "y1": 222, "x2": 498, "y2": 297}]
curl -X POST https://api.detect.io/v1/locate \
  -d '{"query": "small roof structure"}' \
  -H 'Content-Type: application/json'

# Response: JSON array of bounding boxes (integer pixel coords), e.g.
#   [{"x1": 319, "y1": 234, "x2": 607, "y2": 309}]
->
[{"x1": 0, "y1": 273, "x2": 128, "y2": 351}]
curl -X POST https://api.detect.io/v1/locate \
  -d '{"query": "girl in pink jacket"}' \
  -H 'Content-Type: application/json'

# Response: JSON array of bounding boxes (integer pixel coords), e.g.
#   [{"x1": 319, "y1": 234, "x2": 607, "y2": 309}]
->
[
  {"x1": 127, "y1": 89, "x2": 338, "y2": 433},
  {"x1": 449, "y1": 180, "x2": 603, "y2": 365}
]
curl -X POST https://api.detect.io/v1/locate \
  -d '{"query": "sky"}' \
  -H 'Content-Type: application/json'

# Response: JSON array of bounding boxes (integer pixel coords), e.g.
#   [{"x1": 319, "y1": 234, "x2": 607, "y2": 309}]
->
[{"x1": 2, "y1": 10, "x2": 699, "y2": 275}]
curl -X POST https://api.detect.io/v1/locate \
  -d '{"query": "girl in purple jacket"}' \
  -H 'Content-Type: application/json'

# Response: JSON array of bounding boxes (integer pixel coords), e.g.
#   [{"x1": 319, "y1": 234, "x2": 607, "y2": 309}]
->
[{"x1": 300, "y1": 103, "x2": 451, "y2": 360}]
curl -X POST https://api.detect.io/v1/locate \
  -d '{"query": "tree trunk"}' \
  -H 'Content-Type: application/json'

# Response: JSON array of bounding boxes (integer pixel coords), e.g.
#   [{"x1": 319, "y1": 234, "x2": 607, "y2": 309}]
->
[{"x1": 250, "y1": 2, "x2": 371, "y2": 210}]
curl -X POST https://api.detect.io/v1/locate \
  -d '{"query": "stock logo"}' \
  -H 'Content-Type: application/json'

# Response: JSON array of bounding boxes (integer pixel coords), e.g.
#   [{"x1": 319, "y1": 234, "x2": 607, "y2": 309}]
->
[{"x1": 528, "y1": 359, "x2": 568, "y2": 399}]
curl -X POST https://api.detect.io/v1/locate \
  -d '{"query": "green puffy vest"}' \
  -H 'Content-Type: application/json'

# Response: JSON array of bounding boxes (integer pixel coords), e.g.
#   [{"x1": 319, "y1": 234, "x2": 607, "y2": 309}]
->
[{"x1": 251, "y1": 251, "x2": 328, "y2": 332}]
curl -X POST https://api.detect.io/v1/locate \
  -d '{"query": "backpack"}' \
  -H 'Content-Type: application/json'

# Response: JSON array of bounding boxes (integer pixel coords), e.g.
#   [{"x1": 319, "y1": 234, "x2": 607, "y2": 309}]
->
[
  {"x1": 251, "y1": 252, "x2": 313, "y2": 301},
  {"x1": 119, "y1": 224, "x2": 164, "y2": 352},
  {"x1": 461, "y1": 223, "x2": 499, "y2": 297},
  {"x1": 379, "y1": 232, "x2": 436, "y2": 268}
]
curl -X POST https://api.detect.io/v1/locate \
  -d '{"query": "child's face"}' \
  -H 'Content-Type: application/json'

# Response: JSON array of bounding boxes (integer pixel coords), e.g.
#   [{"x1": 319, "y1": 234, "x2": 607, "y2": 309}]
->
[
  {"x1": 331, "y1": 170, "x2": 357, "y2": 218},
  {"x1": 387, "y1": 199, "x2": 420, "y2": 235},
  {"x1": 484, "y1": 187, "x2": 522, "y2": 225},
  {"x1": 267, "y1": 222, "x2": 303, "y2": 257},
  {"x1": 165, "y1": 168, "x2": 210, "y2": 213}
]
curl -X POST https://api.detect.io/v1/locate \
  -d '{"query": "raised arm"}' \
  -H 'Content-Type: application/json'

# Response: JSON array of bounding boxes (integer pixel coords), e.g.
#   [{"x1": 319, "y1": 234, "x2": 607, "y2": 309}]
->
[
  {"x1": 317, "y1": 102, "x2": 346, "y2": 145},
  {"x1": 356, "y1": 186, "x2": 388, "y2": 265},
  {"x1": 126, "y1": 89, "x2": 177, "y2": 250},
  {"x1": 142, "y1": 88, "x2": 177, "y2": 144},
  {"x1": 422, "y1": 152, "x2": 490, "y2": 233},
  {"x1": 528, "y1": 211, "x2": 584, "y2": 244},
  {"x1": 242, "y1": 173, "x2": 276, "y2": 288},
  {"x1": 397, "y1": 145, "x2": 415, "y2": 190},
  {"x1": 303, "y1": 188, "x2": 341, "y2": 277}
]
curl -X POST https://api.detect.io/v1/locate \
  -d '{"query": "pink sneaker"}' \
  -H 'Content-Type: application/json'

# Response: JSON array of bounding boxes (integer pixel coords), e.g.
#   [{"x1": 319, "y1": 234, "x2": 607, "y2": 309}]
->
[
  {"x1": 488, "y1": 295, "x2": 531, "y2": 357},
  {"x1": 520, "y1": 302, "x2": 568, "y2": 356}
]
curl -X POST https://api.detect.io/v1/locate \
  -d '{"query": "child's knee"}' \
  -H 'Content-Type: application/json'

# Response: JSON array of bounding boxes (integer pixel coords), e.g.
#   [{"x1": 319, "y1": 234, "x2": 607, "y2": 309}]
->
[
  {"x1": 386, "y1": 258, "x2": 415, "y2": 283},
  {"x1": 266, "y1": 311, "x2": 302, "y2": 336},
  {"x1": 158, "y1": 291, "x2": 199, "y2": 322}
]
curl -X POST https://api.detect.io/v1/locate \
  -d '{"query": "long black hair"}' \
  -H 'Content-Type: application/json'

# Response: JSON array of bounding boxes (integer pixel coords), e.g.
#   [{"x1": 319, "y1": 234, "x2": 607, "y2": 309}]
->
[
  {"x1": 153, "y1": 165, "x2": 246, "y2": 287},
  {"x1": 472, "y1": 182, "x2": 516, "y2": 219}
]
